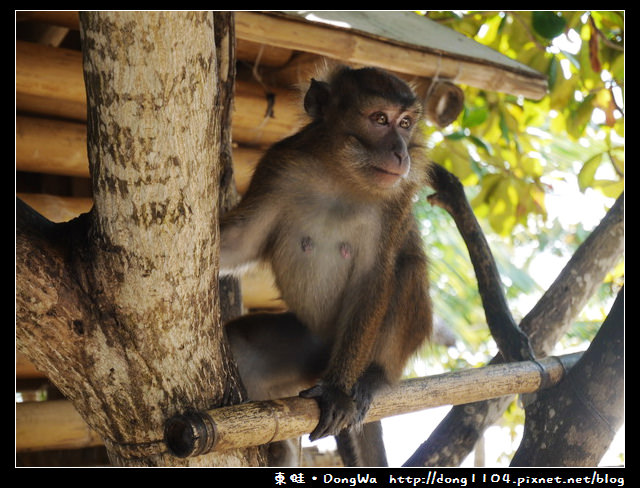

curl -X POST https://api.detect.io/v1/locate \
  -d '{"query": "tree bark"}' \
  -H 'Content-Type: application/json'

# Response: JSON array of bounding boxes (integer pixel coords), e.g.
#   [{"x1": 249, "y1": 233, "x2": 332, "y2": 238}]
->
[
  {"x1": 404, "y1": 191, "x2": 624, "y2": 467},
  {"x1": 511, "y1": 288, "x2": 624, "y2": 466},
  {"x1": 16, "y1": 11, "x2": 260, "y2": 466}
]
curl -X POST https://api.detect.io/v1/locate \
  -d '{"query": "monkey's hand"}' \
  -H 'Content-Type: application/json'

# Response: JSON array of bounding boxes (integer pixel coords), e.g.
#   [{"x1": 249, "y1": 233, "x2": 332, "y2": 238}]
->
[{"x1": 299, "y1": 384, "x2": 357, "y2": 441}]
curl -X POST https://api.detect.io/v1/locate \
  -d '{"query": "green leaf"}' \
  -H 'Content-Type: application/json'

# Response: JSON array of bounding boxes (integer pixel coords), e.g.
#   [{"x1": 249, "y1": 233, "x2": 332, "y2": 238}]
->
[
  {"x1": 445, "y1": 130, "x2": 467, "y2": 141},
  {"x1": 532, "y1": 11, "x2": 567, "y2": 39},
  {"x1": 577, "y1": 153, "x2": 603, "y2": 191},
  {"x1": 462, "y1": 105, "x2": 489, "y2": 128}
]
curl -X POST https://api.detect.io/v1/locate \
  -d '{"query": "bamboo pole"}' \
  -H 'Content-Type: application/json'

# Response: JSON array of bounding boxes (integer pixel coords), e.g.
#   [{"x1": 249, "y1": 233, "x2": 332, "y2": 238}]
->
[
  {"x1": 16, "y1": 193, "x2": 93, "y2": 223},
  {"x1": 165, "y1": 352, "x2": 581, "y2": 457},
  {"x1": 16, "y1": 114, "x2": 262, "y2": 193},
  {"x1": 18, "y1": 11, "x2": 295, "y2": 68},
  {"x1": 19, "y1": 11, "x2": 546, "y2": 99},
  {"x1": 15, "y1": 40, "x2": 87, "y2": 121},
  {"x1": 16, "y1": 400, "x2": 103, "y2": 452}
]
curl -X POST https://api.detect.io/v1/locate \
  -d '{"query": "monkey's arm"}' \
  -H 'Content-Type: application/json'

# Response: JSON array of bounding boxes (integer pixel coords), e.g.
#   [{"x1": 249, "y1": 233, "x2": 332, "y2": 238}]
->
[
  {"x1": 301, "y1": 268, "x2": 392, "y2": 440},
  {"x1": 219, "y1": 198, "x2": 279, "y2": 275}
]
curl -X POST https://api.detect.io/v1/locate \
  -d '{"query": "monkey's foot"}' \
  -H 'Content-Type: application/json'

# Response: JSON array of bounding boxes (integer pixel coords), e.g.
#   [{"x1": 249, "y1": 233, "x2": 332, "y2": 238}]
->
[{"x1": 300, "y1": 384, "x2": 357, "y2": 441}]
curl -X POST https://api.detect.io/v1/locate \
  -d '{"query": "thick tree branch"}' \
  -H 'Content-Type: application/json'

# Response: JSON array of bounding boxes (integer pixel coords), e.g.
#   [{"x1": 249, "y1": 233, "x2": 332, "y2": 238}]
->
[
  {"x1": 511, "y1": 288, "x2": 624, "y2": 466},
  {"x1": 428, "y1": 163, "x2": 534, "y2": 363},
  {"x1": 16, "y1": 198, "x2": 93, "y2": 402},
  {"x1": 520, "y1": 193, "x2": 624, "y2": 354}
]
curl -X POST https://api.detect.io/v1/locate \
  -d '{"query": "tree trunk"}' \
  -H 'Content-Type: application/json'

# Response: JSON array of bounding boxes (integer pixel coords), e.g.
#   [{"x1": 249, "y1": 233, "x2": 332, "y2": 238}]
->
[
  {"x1": 16, "y1": 11, "x2": 261, "y2": 467},
  {"x1": 510, "y1": 287, "x2": 624, "y2": 466}
]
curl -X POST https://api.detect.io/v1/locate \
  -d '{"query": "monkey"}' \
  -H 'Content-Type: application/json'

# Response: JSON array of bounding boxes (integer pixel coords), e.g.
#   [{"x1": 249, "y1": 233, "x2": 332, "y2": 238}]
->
[{"x1": 221, "y1": 65, "x2": 433, "y2": 464}]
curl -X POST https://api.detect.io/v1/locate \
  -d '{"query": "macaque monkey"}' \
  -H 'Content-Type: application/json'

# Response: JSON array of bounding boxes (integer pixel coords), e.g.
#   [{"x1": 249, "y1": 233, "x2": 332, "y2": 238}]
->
[{"x1": 221, "y1": 65, "x2": 433, "y2": 464}]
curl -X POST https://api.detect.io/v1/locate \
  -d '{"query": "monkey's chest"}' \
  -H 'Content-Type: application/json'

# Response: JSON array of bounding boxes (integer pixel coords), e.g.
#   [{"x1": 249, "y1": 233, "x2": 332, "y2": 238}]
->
[{"x1": 269, "y1": 204, "x2": 380, "y2": 335}]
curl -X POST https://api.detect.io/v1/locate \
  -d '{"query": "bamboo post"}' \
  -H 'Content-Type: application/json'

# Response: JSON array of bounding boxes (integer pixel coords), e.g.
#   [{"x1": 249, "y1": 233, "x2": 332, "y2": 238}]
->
[{"x1": 165, "y1": 352, "x2": 581, "y2": 458}]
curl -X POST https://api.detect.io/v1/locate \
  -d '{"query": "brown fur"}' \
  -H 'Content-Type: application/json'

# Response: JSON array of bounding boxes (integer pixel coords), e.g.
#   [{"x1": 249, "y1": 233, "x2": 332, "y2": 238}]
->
[{"x1": 221, "y1": 66, "x2": 433, "y2": 446}]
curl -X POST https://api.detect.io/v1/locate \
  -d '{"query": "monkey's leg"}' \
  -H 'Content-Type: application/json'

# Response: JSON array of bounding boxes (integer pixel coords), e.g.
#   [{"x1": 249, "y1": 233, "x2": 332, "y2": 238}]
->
[{"x1": 225, "y1": 312, "x2": 329, "y2": 466}]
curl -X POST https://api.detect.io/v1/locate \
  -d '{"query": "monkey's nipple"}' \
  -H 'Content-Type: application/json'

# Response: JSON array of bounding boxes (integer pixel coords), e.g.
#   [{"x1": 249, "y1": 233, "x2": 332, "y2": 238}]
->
[
  {"x1": 301, "y1": 236, "x2": 314, "y2": 253},
  {"x1": 339, "y1": 242, "x2": 353, "y2": 259}
]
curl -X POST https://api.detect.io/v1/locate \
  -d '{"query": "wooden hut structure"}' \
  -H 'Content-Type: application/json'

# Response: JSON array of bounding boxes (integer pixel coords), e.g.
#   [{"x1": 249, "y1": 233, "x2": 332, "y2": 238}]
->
[{"x1": 15, "y1": 11, "x2": 547, "y2": 465}]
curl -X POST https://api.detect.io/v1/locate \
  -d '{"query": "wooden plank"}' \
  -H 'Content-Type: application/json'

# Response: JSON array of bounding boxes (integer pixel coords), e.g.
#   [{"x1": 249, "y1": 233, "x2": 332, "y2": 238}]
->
[
  {"x1": 18, "y1": 11, "x2": 295, "y2": 68},
  {"x1": 18, "y1": 11, "x2": 546, "y2": 99}
]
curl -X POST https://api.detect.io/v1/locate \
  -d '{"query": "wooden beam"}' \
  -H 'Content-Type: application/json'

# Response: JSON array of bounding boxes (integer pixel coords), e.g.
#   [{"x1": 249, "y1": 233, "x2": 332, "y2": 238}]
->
[{"x1": 166, "y1": 353, "x2": 581, "y2": 456}]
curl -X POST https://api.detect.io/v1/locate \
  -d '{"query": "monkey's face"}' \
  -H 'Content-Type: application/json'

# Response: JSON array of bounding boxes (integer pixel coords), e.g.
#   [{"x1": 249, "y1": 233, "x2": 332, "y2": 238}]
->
[
  {"x1": 333, "y1": 99, "x2": 421, "y2": 194},
  {"x1": 356, "y1": 104, "x2": 419, "y2": 189},
  {"x1": 303, "y1": 67, "x2": 424, "y2": 196}
]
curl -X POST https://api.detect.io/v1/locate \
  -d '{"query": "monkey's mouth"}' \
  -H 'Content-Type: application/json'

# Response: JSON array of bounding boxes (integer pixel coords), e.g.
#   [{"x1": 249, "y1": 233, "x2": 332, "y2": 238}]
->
[{"x1": 371, "y1": 166, "x2": 408, "y2": 187}]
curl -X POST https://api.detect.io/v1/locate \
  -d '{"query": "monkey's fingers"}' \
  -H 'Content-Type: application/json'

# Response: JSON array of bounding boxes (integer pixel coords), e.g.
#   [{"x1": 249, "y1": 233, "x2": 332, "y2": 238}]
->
[{"x1": 300, "y1": 384, "x2": 356, "y2": 441}]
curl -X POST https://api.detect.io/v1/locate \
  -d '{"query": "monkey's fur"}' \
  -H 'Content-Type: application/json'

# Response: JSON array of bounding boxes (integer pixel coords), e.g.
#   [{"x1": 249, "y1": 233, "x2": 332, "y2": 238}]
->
[{"x1": 222, "y1": 65, "x2": 433, "y2": 465}]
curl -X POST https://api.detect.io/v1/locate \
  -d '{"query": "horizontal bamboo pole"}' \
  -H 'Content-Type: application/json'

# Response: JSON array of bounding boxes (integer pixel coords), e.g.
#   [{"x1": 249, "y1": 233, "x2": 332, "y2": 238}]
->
[
  {"x1": 165, "y1": 352, "x2": 581, "y2": 457},
  {"x1": 16, "y1": 40, "x2": 87, "y2": 121},
  {"x1": 17, "y1": 193, "x2": 93, "y2": 223},
  {"x1": 16, "y1": 399, "x2": 103, "y2": 452},
  {"x1": 21, "y1": 11, "x2": 545, "y2": 99},
  {"x1": 19, "y1": 11, "x2": 295, "y2": 68}
]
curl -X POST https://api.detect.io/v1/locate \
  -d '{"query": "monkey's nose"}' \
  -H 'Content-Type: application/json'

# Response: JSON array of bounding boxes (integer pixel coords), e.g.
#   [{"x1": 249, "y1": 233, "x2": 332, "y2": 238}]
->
[{"x1": 393, "y1": 151, "x2": 407, "y2": 165}]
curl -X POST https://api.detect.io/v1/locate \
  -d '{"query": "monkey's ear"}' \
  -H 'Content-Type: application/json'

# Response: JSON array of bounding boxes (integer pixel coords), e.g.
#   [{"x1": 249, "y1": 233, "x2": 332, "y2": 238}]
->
[{"x1": 304, "y1": 78, "x2": 331, "y2": 119}]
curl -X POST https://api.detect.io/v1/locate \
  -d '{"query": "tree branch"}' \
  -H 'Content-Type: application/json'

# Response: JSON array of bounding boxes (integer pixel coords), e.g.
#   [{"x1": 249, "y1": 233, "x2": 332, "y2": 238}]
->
[
  {"x1": 428, "y1": 163, "x2": 535, "y2": 363},
  {"x1": 511, "y1": 287, "x2": 624, "y2": 466},
  {"x1": 17, "y1": 12, "x2": 257, "y2": 466},
  {"x1": 16, "y1": 198, "x2": 93, "y2": 401}
]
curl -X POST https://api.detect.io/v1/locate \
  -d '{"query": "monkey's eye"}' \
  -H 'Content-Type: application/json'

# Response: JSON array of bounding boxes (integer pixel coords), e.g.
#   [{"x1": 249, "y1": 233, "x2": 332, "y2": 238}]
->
[
  {"x1": 371, "y1": 112, "x2": 388, "y2": 125},
  {"x1": 399, "y1": 116, "x2": 412, "y2": 129}
]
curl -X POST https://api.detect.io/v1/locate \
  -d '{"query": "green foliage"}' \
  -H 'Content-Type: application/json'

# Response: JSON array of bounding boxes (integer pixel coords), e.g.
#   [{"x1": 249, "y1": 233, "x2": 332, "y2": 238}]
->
[{"x1": 422, "y1": 11, "x2": 624, "y2": 236}]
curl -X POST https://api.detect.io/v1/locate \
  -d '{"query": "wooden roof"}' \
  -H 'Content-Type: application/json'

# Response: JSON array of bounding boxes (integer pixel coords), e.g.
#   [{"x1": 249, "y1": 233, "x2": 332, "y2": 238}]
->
[{"x1": 237, "y1": 11, "x2": 547, "y2": 99}]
